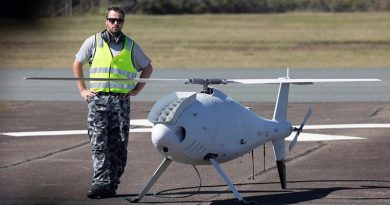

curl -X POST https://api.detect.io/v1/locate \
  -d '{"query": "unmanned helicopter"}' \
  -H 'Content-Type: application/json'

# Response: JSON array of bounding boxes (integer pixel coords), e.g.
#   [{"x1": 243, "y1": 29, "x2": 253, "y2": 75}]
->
[{"x1": 25, "y1": 69, "x2": 381, "y2": 204}]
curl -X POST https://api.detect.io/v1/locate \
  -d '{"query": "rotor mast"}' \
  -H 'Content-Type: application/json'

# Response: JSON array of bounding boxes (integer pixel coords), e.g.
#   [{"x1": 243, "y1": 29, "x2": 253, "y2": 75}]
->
[{"x1": 187, "y1": 78, "x2": 227, "y2": 94}]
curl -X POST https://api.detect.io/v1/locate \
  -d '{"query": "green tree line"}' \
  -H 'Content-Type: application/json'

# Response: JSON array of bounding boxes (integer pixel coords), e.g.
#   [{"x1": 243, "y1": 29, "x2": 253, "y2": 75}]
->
[
  {"x1": 137, "y1": 0, "x2": 390, "y2": 14},
  {"x1": 77, "y1": 0, "x2": 390, "y2": 15},
  {"x1": 2, "y1": 0, "x2": 390, "y2": 18}
]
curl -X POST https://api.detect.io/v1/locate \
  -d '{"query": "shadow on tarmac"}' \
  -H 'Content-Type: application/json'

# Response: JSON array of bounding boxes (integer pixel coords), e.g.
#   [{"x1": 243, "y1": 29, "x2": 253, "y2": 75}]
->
[
  {"x1": 210, "y1": 180, "x2": 390, "y2": 205},
  {"x1": 120, "y1": 180, "x2": 390, "y2": 204}
]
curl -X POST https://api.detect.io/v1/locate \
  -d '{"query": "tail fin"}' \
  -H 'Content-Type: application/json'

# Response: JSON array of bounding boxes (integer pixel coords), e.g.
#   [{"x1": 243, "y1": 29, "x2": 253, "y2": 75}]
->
[
  {"x1": 272, "y1": 80, "x2": 289, "y2": 189},
  {"x1": 273, "y1": 68, "x2": 290, "y2": 121},
  {"x1": 272, "y1": 69, "x2": 290, "y2": 189},
  {"x1": 272, "y1": 138, "x2": 287, "y2": 189},
  {"x1": 273, "y1": 82, "x2": 289, "y2": 121}
]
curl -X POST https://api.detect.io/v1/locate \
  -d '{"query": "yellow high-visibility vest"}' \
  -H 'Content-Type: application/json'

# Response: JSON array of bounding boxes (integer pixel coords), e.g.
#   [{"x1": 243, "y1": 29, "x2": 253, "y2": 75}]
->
[{"x1": 90, "y1": 33, "x2": 137, "y2": 93}]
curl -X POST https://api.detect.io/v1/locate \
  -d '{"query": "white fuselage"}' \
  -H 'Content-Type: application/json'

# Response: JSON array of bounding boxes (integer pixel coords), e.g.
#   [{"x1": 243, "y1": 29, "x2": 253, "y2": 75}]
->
[{"x1": 149, "y1": 89, "x2": 292, "y2": 165}]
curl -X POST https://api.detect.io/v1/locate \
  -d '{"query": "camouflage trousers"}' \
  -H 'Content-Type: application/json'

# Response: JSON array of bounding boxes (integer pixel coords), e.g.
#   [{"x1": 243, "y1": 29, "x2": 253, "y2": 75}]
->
[{"x1": 87, "y1": 93, "x2": 130, "y2": 191}]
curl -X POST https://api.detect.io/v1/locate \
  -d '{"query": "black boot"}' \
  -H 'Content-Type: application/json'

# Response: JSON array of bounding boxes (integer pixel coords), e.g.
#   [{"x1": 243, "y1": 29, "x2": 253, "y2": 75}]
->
[{"x1": 87, "y1": 184, "x2": 116, "y2": 199}]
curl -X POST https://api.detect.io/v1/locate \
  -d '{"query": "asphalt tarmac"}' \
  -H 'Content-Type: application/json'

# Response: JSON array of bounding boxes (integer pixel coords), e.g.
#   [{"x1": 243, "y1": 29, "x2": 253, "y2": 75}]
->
[{"x1": 0, "y1": 101, "x2": 389, "y2": 205}]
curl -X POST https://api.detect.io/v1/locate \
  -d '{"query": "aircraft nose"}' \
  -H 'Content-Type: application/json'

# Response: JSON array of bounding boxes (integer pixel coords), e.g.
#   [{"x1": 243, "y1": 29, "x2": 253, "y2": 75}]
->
[
  {"x1": 152, "y1": 124, "x2": 171, "y2": 149},
  {"x1": 151, "y1": 123, "x2": 187, "y2": 156}
]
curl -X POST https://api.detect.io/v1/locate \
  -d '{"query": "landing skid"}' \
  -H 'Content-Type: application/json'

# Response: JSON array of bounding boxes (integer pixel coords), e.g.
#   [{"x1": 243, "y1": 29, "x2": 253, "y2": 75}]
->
[
  {"x1": 127, "y1": 158, "x2": 172, "y2": 203},
  {"x1": 209, "y1": 158, "x2": 256, "y2": 205},
  {"x1": 128, "y1": 157, "x2": 256, "y2": 204}
]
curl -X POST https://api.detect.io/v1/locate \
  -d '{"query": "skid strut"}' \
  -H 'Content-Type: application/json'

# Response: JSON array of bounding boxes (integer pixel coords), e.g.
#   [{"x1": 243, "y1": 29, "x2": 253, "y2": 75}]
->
[
  {"x1": 209, "y1": 158, "x2": 256, "y2": 205},
  {"x1": 128, "y1": 158, "x2": 172, "y2": 203}
]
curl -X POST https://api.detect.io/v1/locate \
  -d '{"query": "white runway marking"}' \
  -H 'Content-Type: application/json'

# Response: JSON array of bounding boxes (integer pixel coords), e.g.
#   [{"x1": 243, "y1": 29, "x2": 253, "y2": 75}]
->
[
  {"x1": 1, "y1": 120, "x2": 389, "y2": 138},
  {"x1": 2, "y1": 130, "x2": 87, "y2": 137},
  {"x1": 285, "y1": 133, "x2": 365, "y2": 141},
  {"x1": 0, "y1": 119, "x2": 153, "y2": 137},
  {"x1": 303, "y1": 124, "x2": 390, "y2": 129},
  {"x1": 0, "y1": 128, "x2": 153, "y2": 137},
  {"x1": 130, "y1": 119, "x2": 153, "y2": 127}
]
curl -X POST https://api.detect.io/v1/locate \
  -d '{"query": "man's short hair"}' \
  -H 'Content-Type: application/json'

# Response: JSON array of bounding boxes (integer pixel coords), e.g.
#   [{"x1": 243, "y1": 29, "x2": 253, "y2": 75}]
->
[{"x1": 106, "y1": 6, "x2": 125, "y2": 19}]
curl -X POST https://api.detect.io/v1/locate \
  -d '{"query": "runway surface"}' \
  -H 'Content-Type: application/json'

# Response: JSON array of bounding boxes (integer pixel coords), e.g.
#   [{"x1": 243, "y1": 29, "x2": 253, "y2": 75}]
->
[{"x1": 0, "y1": 101, "x2": 389, "y2": 205}]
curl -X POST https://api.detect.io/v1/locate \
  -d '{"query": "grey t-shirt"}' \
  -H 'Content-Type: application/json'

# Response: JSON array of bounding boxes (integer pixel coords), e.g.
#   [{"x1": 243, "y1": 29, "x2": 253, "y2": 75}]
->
[{"x1": 75, "y1": 34, "x2": 151, "y2": 72}]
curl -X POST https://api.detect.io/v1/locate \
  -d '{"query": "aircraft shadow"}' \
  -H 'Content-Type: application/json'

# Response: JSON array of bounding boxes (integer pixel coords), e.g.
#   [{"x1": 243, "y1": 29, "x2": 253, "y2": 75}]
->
[
  {"x1": 211, "y1": 180, "x2": 390, "y2": 205},
  {"x1": 210, "y1": 187, "x2": 345, "y2": 205},
  {"x1": 122, "y1": 179, "x2": 390, "y2": 204}
]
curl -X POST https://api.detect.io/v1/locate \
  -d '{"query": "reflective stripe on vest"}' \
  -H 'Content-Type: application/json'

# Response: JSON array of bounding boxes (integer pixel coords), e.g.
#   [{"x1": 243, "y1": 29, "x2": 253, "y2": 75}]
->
[{"x1": 90, "y1": 33, "x2": 137, "y2": 93}]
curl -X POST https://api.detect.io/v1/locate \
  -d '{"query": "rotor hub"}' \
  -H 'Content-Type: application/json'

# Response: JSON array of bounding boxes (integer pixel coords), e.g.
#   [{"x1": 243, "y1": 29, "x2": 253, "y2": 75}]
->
[{"x1": 187, "y1": 78, "x2": 227, "y2": 94}]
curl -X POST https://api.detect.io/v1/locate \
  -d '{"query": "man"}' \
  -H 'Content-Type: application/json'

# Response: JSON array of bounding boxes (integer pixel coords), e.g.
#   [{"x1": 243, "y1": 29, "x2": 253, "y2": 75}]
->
[{"x1": 72, "y1": 6, "x2": 153, "y2": 199}]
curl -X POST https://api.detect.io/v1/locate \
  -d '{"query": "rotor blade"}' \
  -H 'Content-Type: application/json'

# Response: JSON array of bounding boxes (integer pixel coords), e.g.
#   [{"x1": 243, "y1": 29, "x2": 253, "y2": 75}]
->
[
  {"x1": 24, "y1": 77, "x2": 190, "y2": 84},
  {"x1": 289, "y1": 108, "x2": 312, "y2": 152},
  {"x1": 301, "y1": 108, "x2": 312, "y2": 126},
  {"x1": 24, "y1": 77, "x2": 381, "y2": 86},
  {"x1": 289, "y1": 132, "x2": 300, "y2": 152},
  {"x1": 226, "y1": 78, "x2": 381, "y2": 85}
]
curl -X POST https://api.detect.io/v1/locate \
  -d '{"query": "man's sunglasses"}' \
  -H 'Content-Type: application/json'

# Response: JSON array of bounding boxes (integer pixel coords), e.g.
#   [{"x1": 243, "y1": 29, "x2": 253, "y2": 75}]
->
[{"x1": 107, "y1": 18, "x2": 124, "y2": 24}]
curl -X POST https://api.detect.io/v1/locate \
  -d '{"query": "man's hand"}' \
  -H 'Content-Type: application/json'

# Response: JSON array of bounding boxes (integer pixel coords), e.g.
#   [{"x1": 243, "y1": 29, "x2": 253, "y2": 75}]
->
[
  {"x1": 126, "y1": 64, "x2": 153, "y2": 97},
  {"x1": 73, "y1": 59, "x2": 94, "y2": 101},
  {"x1": 126, "y1": 87, "x2": 141, "y2": 97},
  {"x1": 80, "y1": 89, "x2": 96, "y2": 101}
]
